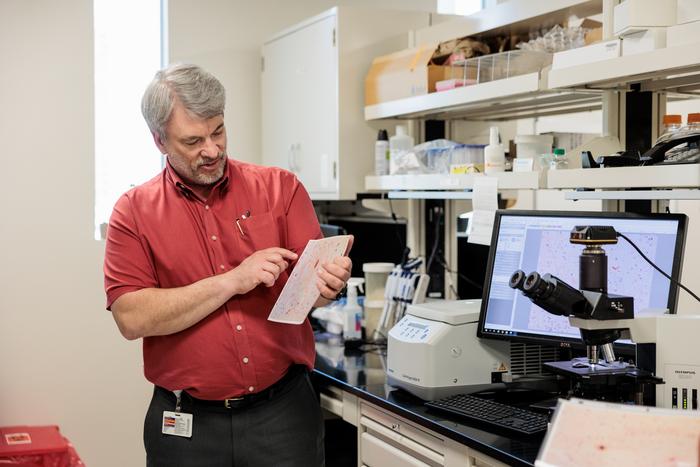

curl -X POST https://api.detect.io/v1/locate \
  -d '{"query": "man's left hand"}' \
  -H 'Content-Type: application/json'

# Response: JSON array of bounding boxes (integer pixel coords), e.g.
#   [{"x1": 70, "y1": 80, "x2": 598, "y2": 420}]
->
[{"x1": 316, "y1": 256, "x2": 352, "y2": 301}]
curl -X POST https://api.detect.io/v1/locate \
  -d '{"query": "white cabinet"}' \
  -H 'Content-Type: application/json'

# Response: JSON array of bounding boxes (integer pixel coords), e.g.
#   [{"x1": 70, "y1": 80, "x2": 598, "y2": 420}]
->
[
  {"x1": 262, "y1": 7, "x2": 429, "y2": 200},
  {"x1": 358, "y1": 401, "x2": 510, "y2": 467}
]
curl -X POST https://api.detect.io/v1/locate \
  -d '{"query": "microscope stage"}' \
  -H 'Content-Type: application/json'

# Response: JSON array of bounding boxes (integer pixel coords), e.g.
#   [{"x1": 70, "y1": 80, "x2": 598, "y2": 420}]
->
[{"x1": 544, "y1": 358, "x2": 638, "y2": 378}]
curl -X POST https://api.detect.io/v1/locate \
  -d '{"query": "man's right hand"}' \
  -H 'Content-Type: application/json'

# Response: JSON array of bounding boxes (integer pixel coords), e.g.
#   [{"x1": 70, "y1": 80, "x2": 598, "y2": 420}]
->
[{"x1": 229, "y1": 247, "x2": 298, "y2": 295}]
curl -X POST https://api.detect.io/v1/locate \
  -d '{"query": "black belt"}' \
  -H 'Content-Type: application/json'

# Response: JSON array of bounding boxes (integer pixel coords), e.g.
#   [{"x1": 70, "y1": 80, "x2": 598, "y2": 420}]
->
[{"x1": 156, "y1": 365, "x2": 308, "y2": 411}]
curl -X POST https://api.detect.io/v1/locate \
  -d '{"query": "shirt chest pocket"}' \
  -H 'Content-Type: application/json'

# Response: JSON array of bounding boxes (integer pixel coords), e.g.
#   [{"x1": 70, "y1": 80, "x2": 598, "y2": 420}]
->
[{"x1": 236, "y1": 211, "x2": 283, "y2": 254}]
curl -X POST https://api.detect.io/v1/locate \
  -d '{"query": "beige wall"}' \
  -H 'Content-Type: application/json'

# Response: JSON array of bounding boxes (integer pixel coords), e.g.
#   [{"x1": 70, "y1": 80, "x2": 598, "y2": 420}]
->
[
  {"x1": 0, "y1": 1, "x2": 150, "y2": 466},
  {"x1": 0, "y1": 1, "x2": 434, "y2": 466}
]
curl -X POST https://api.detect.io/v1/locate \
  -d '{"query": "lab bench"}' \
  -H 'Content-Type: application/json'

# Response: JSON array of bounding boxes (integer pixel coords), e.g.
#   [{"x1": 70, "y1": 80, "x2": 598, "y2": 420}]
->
[{"x1": 312, "y1": 336, "x2": 542, "y2": 467}]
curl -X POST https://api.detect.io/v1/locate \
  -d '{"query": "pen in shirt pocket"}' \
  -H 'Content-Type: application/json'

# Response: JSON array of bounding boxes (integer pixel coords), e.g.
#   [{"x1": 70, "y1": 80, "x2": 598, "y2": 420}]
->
[{"x1": 235, "y1": 210, "x2": 251, "y2": 237}]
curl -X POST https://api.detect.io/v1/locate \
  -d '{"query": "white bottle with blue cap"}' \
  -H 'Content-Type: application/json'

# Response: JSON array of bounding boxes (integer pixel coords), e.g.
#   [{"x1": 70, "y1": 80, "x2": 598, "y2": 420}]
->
[{"x1": 343, "y1": 278, "x2": 364, "y2": 341}]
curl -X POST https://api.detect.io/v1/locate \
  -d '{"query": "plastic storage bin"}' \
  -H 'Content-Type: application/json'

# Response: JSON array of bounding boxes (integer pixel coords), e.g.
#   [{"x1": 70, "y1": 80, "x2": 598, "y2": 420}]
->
[
  {"x1": 450, "y1": 144, "x2": 486, "y2": 173},
  {"x1": 424, "y1": 147, "x2": 452, "y2": 173},
  {"x1": 446, "y1": 50, "x2": 552, "y2": 88}
]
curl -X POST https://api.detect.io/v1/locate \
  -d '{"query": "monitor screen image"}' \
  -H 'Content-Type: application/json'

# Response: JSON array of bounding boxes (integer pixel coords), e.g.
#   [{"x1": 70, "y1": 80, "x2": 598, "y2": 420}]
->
[{"x1": 477, "y1": 210, "x2": 687, "y2": 346}]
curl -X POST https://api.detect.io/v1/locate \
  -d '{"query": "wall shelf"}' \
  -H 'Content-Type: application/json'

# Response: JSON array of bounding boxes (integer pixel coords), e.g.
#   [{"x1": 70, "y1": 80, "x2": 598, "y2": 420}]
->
[
  {"x1": 547, "y1": 164, "x2": 700, "y2": 189},
  {"x1": 366, "y1": 172, "x2": 541, "y2": 191},
  {"x1": 564, "y1": 189, "x2": 700, "y2": 201},
  {"x1": 367, "y1": 42, "x2": 700, "y2": 123},
  {"x1": 365, "y1": 72, "x2": 601, "y2": 121},
  {"x1": 387, "y1": 191, "x2": 474, "y2": 200},
  {"x1": 548, "y1": 43, "x2": 700, "y2": 92}
]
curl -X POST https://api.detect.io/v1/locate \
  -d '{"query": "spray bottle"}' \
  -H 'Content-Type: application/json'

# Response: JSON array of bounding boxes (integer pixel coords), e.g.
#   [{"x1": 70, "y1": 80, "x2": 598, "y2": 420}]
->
[
  {"x1": 343, "y1": 278, "x2": 365, "y2": 342},
  {"x1": 484, "y1": 126, "x2": 505, "y2": 174}
]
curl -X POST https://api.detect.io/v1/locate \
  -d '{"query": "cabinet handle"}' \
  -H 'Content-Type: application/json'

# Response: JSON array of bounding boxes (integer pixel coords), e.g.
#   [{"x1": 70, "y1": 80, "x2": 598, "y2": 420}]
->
[
  {"x1": 288, "y1": 143, "x2": 300, "y2": 173},
  {"x1": 288, "y1": 144, "x2": 294, "y2": 172}
]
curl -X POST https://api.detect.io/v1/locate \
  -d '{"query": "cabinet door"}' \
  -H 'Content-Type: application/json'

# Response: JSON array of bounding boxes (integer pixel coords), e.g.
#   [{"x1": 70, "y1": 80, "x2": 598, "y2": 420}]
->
[{"x1": 262, "y1": 14, "x2": 338, "y2": 196}]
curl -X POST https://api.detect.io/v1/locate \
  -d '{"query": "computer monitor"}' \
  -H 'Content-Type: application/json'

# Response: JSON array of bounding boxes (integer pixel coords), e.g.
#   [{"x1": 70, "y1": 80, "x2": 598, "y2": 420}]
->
[{"x1": 477, "y1": 210, "x2": 687, "y2": 348}]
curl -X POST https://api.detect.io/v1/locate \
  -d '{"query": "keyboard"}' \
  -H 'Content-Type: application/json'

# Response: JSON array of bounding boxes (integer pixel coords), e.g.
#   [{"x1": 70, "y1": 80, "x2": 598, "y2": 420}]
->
[{"x1": 425, "y1": 394, "x2": 549, "y2": 436}]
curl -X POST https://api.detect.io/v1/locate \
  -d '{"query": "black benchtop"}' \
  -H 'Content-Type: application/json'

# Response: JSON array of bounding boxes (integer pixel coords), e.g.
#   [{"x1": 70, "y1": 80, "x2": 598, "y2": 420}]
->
[{"x1": 312, "y1": 334, "x2": 543, "y2": 467}]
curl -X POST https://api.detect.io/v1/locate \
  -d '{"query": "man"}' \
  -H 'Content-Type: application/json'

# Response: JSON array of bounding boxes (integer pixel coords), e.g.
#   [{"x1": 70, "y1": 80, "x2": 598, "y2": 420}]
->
[{"x1": 104, "y1": 63, "x2": 351, "y2": 466}]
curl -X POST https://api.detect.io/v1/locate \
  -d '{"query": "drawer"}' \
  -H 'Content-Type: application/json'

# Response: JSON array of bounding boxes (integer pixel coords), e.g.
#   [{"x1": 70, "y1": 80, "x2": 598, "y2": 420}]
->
[
  {"x1": 361, "y1": 402, "x2": 446, "y2": 457},
  {"x1": 320, "y1": 392, "x2": 343, "y2": 417},
  {"x1": 361, "y1": 432, "x2": 432, "y2": 467},
  {"x1": 319, "y1": 385, "x2": 359, "y2": 426}
]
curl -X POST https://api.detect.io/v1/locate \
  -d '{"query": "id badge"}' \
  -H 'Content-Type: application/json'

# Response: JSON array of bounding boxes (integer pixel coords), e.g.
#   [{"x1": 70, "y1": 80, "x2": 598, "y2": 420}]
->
[{"x1": 162, "y1": 411, "x2": 193, "y2": 438}]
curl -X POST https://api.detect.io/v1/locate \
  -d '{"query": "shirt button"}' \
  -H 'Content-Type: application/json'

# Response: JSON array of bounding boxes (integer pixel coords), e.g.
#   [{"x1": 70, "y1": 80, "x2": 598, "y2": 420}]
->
[
  {"x1": 236, "y1": 325, "x2": 243, "y2": 331},
  {"x1": 248, "y1": 386, "x2": 255, "y2": 393},
  {"x1": 205, "y1": 205, "x2": 210, "y2": 210},
  {"x1": 211, "y1": 235, "x2": 217, "y2": 241},
  {"x1": 242, "y1": 357, "x2": 249, "y2": 364},
  {"x1": 220, "y1": 264, "x2": 225, "y2": 270}
]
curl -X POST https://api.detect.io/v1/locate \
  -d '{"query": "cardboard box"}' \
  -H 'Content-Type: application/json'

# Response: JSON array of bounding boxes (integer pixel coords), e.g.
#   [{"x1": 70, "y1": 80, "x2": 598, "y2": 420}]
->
[
  {"x1": 667, "y1": 20, "x2": 700, "y2": 47},
  {"x1": 552, "y1": 39, "x2": 621, "y2": 69},
  {"x1": 677, "y1": 0, "x2": 700, "y2": 24},
  {"x1": 614, "y1": 0, "x2": 677, "y2": 36},
  {"x1": 365, "y1": 44, "x2": 451, "y2": 106},
  {"x1": 621, "y1": 27, "x2": 667, "y2": 56},
  {"x1": 585, "y1": 27, "x2": 603, "y2": 45}
]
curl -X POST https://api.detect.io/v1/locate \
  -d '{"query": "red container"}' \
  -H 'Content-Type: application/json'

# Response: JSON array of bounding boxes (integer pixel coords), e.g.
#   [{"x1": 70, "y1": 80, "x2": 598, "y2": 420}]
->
[{"x1": 0, "y1": 426, "x2": 84, "y2": 467}]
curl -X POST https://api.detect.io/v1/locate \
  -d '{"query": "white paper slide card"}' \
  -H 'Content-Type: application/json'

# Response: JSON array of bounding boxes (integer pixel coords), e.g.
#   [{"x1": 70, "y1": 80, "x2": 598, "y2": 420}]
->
[{"x1": 267, "y1": 235, "x2": 351, "y2": 325}]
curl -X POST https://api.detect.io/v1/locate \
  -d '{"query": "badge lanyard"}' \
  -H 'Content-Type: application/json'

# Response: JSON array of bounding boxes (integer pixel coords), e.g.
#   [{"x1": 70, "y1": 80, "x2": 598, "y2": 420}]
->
[{"x1": 162, "y1": 389, "x2": 193, "y2": 438}]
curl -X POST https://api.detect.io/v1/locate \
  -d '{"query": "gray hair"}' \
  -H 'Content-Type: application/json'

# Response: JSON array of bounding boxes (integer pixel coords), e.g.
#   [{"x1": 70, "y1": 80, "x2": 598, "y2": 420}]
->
[{"x1": 141, "y1": 63, "x2": 226, "y2": 140}]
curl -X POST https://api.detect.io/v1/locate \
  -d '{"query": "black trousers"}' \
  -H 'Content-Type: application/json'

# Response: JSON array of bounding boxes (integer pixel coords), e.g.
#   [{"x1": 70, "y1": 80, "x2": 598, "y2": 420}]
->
[{"x1": 144, "y1": 369, "x2": 325, "y2": 467}]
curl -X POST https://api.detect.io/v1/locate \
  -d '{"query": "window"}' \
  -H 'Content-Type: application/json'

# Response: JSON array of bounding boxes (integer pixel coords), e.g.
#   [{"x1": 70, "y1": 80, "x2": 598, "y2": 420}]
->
[
  {"x1": 437, "y1": 0, "x2": 483, "y2": 16},
  {"x1": 94, "y1": 0, "x2": 167, "y2": 239}
]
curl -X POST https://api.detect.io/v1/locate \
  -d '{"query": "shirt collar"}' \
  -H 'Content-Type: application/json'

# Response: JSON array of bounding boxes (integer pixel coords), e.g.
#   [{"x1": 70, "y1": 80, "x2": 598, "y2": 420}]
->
[{"x1": 165, "y1": 158, "x2": 231, "y2": 201}]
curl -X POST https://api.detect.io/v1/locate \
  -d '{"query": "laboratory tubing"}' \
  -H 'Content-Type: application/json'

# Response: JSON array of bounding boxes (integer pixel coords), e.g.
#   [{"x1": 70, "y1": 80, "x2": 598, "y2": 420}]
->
[{"x1": 484, "y1": 126, "x2": 505, "y2": 174}]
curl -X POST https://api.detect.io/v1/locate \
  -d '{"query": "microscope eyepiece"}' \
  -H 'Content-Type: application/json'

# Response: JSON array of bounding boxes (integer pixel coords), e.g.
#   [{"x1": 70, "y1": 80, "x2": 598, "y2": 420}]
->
[
  {"x1": 509, "y1": 270, "x2": 526, "y2": 290},
  {"x1": 523, "y1": 272, "x2": 541, "y2": 294}
]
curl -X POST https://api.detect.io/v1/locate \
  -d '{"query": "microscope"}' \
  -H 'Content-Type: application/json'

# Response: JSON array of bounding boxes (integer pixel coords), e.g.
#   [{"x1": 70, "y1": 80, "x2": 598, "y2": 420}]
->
[{"x1": 510, "y1": 225, "x2": 700, "y2": 409}]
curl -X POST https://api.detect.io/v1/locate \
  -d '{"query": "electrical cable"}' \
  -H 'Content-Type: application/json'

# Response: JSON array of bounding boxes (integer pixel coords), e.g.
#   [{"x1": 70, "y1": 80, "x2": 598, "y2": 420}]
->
[
  {"x1": 617, "y1": 232, "x2": 700, "y2": 304},
  {"x1": 388, "y1": 197, "x2": 410, "y2": 263},
  {"x1": 426, "y1": 207, "x2": 442, "y2": 273},
  {"x1": 442, "y1": 266, "x2": 460, "y2": 299},
  {"x1": 435, "y1": 256, "x2": 484, "y2": 292}
]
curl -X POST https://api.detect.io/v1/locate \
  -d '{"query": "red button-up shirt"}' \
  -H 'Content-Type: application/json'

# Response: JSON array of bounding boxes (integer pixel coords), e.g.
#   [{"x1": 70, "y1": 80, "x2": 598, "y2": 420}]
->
[{"x1": 104, "y1": 159, "x2": 322, "y2": 400}]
